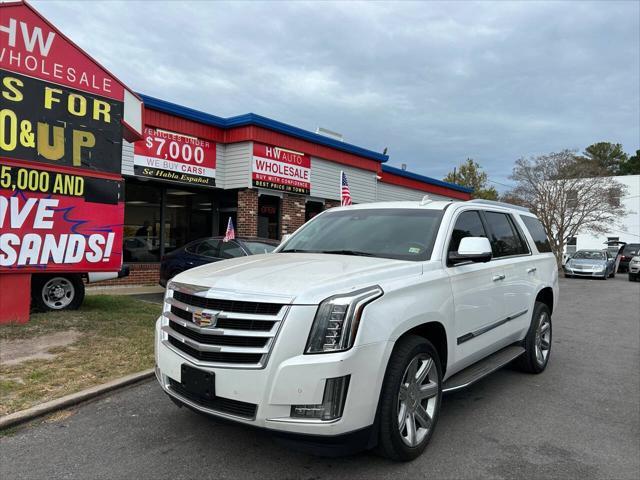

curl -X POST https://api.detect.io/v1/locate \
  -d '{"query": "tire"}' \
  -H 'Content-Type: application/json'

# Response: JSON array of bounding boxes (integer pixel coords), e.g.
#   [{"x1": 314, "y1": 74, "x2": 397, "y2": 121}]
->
[
  {"x1": 564, "y1": 274, "x2": 572, "y2": 279},
  {"x1": 516, "y1": 301, "x2": 552, "y2": 374},
  {"x1": 31, "y1": 274, "x2": 85, "y2": 312},
  {"x1": 377, "y1": 335, "x2": 442, "y2": 461}
]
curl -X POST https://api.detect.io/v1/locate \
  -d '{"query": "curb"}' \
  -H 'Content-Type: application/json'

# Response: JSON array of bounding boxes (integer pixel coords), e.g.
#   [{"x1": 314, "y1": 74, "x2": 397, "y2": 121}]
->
[{"x1": 0, "y1": 369, "x2": 155, "y2": 430}]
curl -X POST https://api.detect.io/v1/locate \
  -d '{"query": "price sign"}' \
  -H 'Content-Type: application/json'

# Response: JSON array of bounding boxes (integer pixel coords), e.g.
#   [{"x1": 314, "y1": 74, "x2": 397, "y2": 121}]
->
[{"x1": 133, "y1": 128, "x2": 216, "y2": 186}]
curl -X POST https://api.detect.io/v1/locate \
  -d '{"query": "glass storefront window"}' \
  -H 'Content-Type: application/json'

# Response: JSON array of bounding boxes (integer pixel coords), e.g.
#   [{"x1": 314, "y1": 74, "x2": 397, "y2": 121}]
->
[
  {"x1": 123, "y1": 183, "x2": 162, "y2": 262},
  {"x1": 164, "y1": 188, "x2": 215, "y2": 254}
]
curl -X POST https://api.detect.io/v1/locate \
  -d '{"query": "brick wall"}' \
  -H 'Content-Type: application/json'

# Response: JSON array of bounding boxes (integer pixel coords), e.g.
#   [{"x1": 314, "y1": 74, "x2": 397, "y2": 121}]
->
[
  {"x1": 87, "y1": 263, "x2": 160, "y2": 287},
  {"x1": 324, "y1": 199, "x2": 341, "y2": 210},
  {"x1": 281, "y1": 193, "x2": 306, "y2": 236},
  {"x1": 237, "y1": 188, "x2": 258, "y2": 237}
]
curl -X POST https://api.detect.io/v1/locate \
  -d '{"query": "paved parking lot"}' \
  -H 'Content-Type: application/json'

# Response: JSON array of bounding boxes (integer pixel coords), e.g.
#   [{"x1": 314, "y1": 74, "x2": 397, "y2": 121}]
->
[{"x1": 1, "y1": 276, "x2": 639, "y2": 480}]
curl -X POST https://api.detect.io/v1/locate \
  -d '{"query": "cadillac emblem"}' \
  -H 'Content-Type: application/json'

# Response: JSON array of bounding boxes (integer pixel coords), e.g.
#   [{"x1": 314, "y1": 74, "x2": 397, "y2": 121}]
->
[{"x1": 192, "y1": 311, "x2": 217, "y2": 327}]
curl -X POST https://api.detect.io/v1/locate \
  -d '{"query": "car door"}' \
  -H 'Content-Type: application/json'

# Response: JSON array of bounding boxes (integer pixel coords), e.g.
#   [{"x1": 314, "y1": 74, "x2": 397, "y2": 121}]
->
[
  {"x1": 445, "y1": 209, "x2": 506, "y2": 366},
  {"x1": 482, "y1": 211, "x2": 533, "y2": 341}
]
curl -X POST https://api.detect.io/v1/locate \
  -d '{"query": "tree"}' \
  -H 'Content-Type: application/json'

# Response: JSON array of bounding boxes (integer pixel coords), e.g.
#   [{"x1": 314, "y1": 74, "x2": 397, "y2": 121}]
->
[
  {"x1": 505, "y1": 150, "x2": 628, "y2": 266},
  {"x1": 444, "y1": 158, "x2": 498, "y2": 200},
  {"x1": 619, "y1": 149, "x2": 640, "y2": 175},
  {"x1": 579, "y1": 142, "x2": 628, "y2": 175}
]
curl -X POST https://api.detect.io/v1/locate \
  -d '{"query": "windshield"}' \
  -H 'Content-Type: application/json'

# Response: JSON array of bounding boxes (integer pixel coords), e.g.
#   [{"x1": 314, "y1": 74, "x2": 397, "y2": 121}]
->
[
  {"x1": 573, "y1": 251, "x2": 605, "y2": 260},
  {"x1": 280, "y1": 208, "x2": 444, "y2": 261},
  {"x1": 243, "y1": 241, "x2": 277, "y2": 255}
]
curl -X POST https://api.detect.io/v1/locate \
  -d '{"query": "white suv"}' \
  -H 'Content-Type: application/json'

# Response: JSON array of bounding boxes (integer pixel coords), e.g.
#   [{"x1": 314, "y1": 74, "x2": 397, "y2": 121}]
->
[{"x1": 155, "y1": 199, "x2": 558, "y2": 461}]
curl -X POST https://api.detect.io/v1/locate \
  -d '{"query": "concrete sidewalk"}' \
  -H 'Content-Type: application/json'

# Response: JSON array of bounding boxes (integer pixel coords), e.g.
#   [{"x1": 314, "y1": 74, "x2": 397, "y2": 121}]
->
[{"x1": 86, "y1": 285, "x2": 165, "y2": 296}]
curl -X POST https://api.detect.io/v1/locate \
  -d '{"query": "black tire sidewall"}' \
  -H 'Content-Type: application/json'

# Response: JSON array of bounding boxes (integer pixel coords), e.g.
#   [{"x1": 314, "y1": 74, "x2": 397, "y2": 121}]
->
[
  {"x1": 378, "y1": 335, "x2": 443, "y2": 461},
  {"x1": 523, "y1": 302, "x2": 552, "y2": 373}
]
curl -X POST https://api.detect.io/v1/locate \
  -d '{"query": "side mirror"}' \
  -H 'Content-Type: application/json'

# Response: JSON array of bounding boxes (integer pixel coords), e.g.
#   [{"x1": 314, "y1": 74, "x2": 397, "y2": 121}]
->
[{"x1": 448, "y1": 237, "x2": 493, "y2": 265}]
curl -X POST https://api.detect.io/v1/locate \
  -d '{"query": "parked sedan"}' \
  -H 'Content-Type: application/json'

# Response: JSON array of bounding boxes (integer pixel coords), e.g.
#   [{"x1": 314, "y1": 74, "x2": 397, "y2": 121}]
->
[
  {"x1": 159, "y1": 237, "x2": 279, "y2": 286},
  {"x1": 564, "y1": 250, "x2": 616, "y2": 279},
  {"x1": 628, "y1": 256, "x2": 640, "y2": 282}
]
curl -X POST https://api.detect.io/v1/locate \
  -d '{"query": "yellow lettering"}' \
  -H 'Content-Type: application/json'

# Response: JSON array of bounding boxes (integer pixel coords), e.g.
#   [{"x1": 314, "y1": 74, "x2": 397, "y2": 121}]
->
[
  {"x1": 2, "y1": 76, "x2": 23, "y2": 102},
  {"x1": 68, "y1": 93, "x2": 86, "y2": 117},
  {"x1": 44, "y1": 87, "x2": 63, "y2": 110},
  {"x1": 72, "y1": 130, "x2": 95, "y2": 166},
  {"x1": 0, "y1": 109, "x2": 17, "y2": 151},
  {"x1": 37, "y1": 122, "x2": 65, "y2": 160},
  {"x1": 93, "y1": 99, "x2": 111, "y2": 123}
]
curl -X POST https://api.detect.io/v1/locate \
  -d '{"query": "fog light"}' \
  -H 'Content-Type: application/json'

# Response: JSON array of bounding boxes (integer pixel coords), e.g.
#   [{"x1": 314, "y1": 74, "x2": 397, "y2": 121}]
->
[{"x1": 291, "y1": 375, "x2": 350, "y2": 421}]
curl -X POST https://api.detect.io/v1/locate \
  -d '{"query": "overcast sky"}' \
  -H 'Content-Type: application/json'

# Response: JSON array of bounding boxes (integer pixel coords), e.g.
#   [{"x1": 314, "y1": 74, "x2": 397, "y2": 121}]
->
[{"x1": 33, "y1": 0, "x2": 640, "y2": 190}]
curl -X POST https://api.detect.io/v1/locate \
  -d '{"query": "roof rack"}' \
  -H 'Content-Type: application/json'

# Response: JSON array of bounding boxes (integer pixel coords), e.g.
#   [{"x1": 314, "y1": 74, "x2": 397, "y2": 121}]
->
[{"x1": 465, "y1": 199, "x2": 530, "y2": 213}]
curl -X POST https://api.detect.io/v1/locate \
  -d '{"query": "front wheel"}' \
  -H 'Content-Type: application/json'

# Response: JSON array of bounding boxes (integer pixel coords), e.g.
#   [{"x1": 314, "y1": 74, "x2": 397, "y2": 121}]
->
[
  {"x1": 377, "y1": 335, "x2": 442, "y2": 461},
  {"x1": 31, "y1": 274, "x2": 85, "y2": 312},
  {"x1": 517, "y1": 302, "x2": 552, "y2": 373}
]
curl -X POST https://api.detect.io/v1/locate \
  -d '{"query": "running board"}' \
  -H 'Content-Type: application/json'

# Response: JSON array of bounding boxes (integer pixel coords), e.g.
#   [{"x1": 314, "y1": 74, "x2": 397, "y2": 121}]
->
[{"x1": 442, "y1": 345, "x2": 525, "y2": 393}]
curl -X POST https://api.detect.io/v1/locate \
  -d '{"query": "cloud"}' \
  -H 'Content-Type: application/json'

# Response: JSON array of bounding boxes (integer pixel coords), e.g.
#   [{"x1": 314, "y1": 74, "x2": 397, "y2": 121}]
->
[{"x1": 32, "y1": 0, "x2": 640, "y2": 189}]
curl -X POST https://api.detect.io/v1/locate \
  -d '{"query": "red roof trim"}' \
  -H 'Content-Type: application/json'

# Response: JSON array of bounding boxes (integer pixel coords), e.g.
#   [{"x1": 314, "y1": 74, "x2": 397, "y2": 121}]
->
[
  {"x1": 381, "y1": 172, "x2": 472, "y2": 200},
  {"x1": 143, "y1": 109, "x2": 225, "y2": 142}
]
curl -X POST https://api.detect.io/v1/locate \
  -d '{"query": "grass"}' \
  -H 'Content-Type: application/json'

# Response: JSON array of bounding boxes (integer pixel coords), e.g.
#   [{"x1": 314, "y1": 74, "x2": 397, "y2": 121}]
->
[{"x1": 0, "y1": 295, "x2": 161, "y2": 417}]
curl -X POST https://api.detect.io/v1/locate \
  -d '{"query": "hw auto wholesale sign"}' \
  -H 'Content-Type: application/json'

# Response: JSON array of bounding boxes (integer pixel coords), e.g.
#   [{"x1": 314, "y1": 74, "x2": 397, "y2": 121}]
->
[
  {"x1": 0, "y1": 1, "x2": 142, "y2": 273},
  {"x1": 133, "y1": 127, "x2": 216, "y2": 186},
  {"x1": 252, "y1": 143, "x2": 311, "y2": 195}
]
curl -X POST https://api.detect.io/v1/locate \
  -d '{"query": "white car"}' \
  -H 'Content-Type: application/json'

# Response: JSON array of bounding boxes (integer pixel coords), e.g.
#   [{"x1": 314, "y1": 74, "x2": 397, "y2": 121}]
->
[
  {"x1": 628, "y1": 256, "x2": 640, "y2": 282},
  {"x1": 155, "y1": 199, "x2": 558, "y2": 461}
]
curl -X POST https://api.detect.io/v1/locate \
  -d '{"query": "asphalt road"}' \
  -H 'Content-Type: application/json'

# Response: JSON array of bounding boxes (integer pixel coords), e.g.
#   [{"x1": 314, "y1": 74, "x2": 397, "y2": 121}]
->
[{"x1": 2, "y1": 276, "x2": 639, "y2": 479}]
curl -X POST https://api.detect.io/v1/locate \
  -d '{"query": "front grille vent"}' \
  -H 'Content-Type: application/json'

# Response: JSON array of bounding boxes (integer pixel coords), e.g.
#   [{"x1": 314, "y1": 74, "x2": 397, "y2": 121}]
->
[
  {"x1": 172, "y1": 291, "x2": 283, "y2": 315},
  {"x1": 168, "y1": 378, "x2": 257, "y2": 419}
]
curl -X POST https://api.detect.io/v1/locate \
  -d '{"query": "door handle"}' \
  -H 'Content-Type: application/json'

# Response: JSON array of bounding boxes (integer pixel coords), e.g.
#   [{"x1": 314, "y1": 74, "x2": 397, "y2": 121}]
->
[
  {"x1": 527, "y1": 267, "x2": 537, "y2": 273},
  {"x1": 492, "y1": 274, "x2": 505, "y2": 282}
]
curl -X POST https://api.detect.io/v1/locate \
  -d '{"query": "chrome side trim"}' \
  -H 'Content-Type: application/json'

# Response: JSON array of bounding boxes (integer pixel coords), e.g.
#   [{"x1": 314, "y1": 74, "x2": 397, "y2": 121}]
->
[{"x1": 457, "y1": 309, "x2": 528, "y2": 345}]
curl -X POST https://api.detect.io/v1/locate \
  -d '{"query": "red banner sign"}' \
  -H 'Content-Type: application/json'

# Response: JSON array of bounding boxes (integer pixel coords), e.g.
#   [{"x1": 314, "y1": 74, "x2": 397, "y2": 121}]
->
[
  {"x1": 0, "y1": 160, "x2": 123, "y2": 272},
  {"x1": 133, "y1": 127, "x2": 216, "y2": 187},
  {"x1": 252, "y1": 143, "x2": 311, "y2": 195},
  {"x1": 0, "y1": 2, "x2": 125, "y2": 100}
]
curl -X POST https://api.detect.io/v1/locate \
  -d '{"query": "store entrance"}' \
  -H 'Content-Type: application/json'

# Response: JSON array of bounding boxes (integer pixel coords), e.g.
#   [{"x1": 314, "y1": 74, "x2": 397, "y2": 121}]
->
[{"x1": 258, "y1": 194, "x2": 280, "y2": 239}]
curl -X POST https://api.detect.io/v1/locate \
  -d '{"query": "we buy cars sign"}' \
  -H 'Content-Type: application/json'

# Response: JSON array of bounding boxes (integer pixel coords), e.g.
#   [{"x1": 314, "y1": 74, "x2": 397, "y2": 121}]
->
[
  {"x1": 133, "y1": 127, "x2": 216, "y2": 187},
  {"x1": 0, "y1": 1, "x2": 143, "y2": 273},
  {"x1": 252, "y1": 143, "x2": 311, "y2": 195}
]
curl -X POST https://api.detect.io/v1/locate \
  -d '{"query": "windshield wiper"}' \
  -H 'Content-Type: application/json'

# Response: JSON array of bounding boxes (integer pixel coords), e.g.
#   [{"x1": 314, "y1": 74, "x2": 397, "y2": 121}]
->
[
  {"x1": 280, "y1": 248, "x2": 323, "y2": 253},
  {"x1": 317, "y1": 249, "x2": 376, "y2": 257}
]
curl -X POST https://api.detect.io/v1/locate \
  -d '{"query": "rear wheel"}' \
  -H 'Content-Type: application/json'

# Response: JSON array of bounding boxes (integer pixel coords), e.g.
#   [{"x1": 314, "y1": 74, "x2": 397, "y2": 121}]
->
[
  {"x1": 517, "y1": 302, "x2": 552, "y2": 373},
  {"x1": 377, "y1": 335, "x2": 442, "y2": 461},
  {"x1": 31, "y1": 274, "x2": 85, "y2": 312}
]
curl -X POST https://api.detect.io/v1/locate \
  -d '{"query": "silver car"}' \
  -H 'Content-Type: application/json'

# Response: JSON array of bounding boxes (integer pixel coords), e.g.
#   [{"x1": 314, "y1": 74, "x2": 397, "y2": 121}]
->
[
  {"x1": 564, "y1": 250, "x2": 616, "y2": 279},
  {"x1": 628, "y1": 256, "x2": 640, "y2": 282}
]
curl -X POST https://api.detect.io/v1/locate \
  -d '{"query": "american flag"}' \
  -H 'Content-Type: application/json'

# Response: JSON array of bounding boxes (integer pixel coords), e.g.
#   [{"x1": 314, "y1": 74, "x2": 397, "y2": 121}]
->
[
  {"x1": 223, "y1": 217, "x2": 235, "y2": 242},
  {"x1": 341, "y1": 171, "x2": 352, "y2": 206}
]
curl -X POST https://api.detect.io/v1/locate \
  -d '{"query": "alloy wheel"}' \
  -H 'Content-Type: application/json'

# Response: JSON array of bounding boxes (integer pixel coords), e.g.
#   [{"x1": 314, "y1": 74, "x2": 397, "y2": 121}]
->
[
  {"x1": 397, "y1": 353, "x2": 439, "y2": 447},
  {"x1": 535, "y1": 312, "x2": 551, "y2": 366}
]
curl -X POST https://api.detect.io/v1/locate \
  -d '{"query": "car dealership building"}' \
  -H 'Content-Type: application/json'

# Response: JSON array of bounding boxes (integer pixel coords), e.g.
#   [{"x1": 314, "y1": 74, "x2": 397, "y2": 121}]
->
[{"x1": 111, "y1": 94, "x2": 472, "y2": 285}]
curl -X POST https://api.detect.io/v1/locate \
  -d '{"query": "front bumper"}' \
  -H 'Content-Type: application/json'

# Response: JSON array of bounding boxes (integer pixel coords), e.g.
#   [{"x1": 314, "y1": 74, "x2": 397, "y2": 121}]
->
[
  {"x1": 154, "y1": 308, "x2": 392, "y2": 437},
  {"x1": 563, "y1": 266, "x2": 606, "y2": 277},
  {"x1": 628, "y1": 263, "x2": 640, "y2": 274}
]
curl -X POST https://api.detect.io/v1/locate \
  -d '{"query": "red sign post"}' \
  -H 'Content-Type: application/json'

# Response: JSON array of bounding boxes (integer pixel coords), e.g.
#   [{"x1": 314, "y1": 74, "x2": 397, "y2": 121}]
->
[{"x1": 0, "y1": 1, "x2": 142, "y2": 322}]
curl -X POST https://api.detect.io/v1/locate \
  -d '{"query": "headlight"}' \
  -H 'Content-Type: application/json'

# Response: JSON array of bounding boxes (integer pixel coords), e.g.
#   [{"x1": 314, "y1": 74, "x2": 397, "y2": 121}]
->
[{"x1": 306, "y1": 286, "x2": 383, "y2": 354}]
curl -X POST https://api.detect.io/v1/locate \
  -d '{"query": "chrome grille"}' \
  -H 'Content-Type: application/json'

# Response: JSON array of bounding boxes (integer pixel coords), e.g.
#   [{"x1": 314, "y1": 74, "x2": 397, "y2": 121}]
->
[{"x1": 162, "y1": 285, "x2": 289, "y2": 369}]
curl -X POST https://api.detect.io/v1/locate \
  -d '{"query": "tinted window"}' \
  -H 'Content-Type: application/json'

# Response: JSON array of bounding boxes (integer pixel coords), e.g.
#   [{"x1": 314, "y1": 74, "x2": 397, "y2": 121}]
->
[
  {"x1": 448, "y1": 211, "x2": 487, "y2": 253},
  {"x1": 484, "y1": 212, "x2": 527, "y2": 257},
  {"x1": 281, "y1": 209, "x2": 444, "y2": 261},
  {"x1": 219, "y1": 242, "x2": 245, "y2": 259},
  {"x1": 243, "y1": 241, "x2": 277, "y2": 255},
  {"x1": 622, "y1": 244, "x2": 640, "y2": 256},
  {"x1": 186, "y1": 239, "x2": 220, "y2": 258},
  {"x1": 520, "y1": 216, "x2": 552, "y2": 253}
]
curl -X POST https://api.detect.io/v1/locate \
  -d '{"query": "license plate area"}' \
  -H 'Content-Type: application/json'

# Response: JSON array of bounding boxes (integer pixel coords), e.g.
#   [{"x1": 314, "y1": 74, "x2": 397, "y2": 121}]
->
[{"x1": 181, "y1": 364, "x2": 215, "y2": 400}]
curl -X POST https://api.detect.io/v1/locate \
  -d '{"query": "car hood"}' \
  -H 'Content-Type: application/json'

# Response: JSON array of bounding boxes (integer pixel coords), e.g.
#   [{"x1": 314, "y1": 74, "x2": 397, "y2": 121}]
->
[{"x1": 170, "y1": 253, "x2": 422, "y2": 304}]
